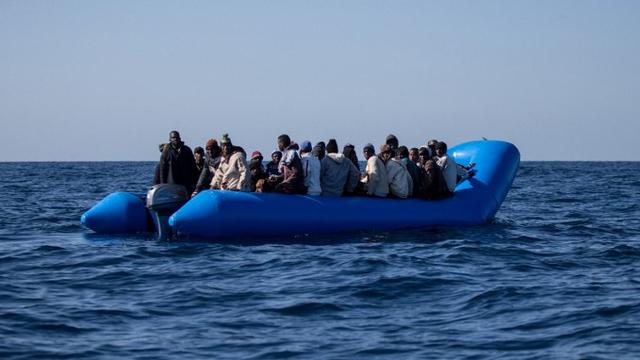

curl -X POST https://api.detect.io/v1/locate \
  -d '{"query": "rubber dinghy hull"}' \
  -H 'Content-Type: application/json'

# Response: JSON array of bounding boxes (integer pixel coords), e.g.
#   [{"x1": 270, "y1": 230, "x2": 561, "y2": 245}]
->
[{"x1": 168, "y1": 140, "x2": 520, "y2": 239}]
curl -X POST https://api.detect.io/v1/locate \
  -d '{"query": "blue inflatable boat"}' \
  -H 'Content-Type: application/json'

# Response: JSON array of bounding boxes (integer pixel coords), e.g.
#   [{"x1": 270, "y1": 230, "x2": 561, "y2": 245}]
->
[{"x1": 81, "y1": 140, "x2": 520, "y2": 239}]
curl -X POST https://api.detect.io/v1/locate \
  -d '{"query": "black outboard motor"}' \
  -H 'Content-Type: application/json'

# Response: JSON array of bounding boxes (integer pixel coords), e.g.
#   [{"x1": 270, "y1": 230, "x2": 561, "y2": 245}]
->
[{"x1": 146, "y1": 184, "x2": 188, "y2": 240}]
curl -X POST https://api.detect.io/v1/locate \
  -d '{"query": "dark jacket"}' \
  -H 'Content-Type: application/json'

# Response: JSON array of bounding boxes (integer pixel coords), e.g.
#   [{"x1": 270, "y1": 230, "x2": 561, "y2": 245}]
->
[
  {"x1": 266, "y1": 161, "x2": 281, "y2": 177},
  {"x1": 159, "y1": 142, "x2": 198, "y2": 194},
  {"x1": 401, "y1": 157, "x2": 421, "y2": 197},
  {"x1": 195, "y1": 154, "x2": 221, "y2": 192},
  {"x1": 417, "y1": 159, "x2": 451, "y2": 200}
]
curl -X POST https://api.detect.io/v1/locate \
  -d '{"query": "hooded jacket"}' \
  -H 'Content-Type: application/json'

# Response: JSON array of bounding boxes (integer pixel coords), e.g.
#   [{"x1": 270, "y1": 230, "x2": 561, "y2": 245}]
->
[
  {"x1": 320, "y1": 153, "x2": 360, "y2": 197},
  {"x1": 159, "y1": 142, "x2": 198, "y2": 194},
  {"x1": 362, "y1": 155, "x2": 389, "y2": 197},
  {"x1": 210, "y1": 151, "x2": 250, "y2": 191},
  {"x1": 301, "y1": 152, "x2": 322, "y2": 196},
  {"x1": 385, "y1": 158, "x2": 413, "y2": 199}
]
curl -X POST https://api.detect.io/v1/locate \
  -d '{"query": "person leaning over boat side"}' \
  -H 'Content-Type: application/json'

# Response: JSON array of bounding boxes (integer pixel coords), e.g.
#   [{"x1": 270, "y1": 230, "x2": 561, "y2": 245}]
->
[
  {"x1": 153, "y1": 143, "x2": 167, "y2": 185},
  {"x1": 360, "y1": 143, "x2": 389, "y2": 198},
  {"x1": 192, "y1": 139, "x2": 222, "y2": 197},
  {"x1": 435, "y1": 141, "x2": 456, "y2": 194},
  {"x1": 210, "y1": 134, "x2": 250, "y2": 191},
  {"x1": 249, "y1": 151, "x2": 268, "y2": 192},
  {"x1": 416, "y1": 148, "x2": 449, "y2": 199},
  {"x1": 380, "y1": 144, "x2": 412, "y2": 199},
  {"x1": 265, "y1": 134, "x2": 306, "y2": 194},
  {"x1": 265, "y1": 151, "x2": 282, "y2": 177},
  {"x1": 397, "y1": 146, "x2": 421, "y2": 197},
  {"x1": 343, "y1": 143, "x2": 360, "y2": 171},
  {"x1": 320, "y1": 139, "x2": 360, "y2": 197},
  {"x1": 300, "y1": 140, "x2": 322, "y2": 196},
  {"x1": 159, "y1": 130, "x2": 198, "y2": 194},
  {"x1": 409, "y1": 147, "x2": 420, "y2": 166}
]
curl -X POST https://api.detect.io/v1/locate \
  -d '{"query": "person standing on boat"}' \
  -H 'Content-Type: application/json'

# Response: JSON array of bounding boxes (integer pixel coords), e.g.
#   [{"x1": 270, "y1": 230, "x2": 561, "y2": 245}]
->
[
  {"x1": 192, "y1": 139, "x2": 222, "y2": 197},
  {"x1": 210, "y1": 134, "x2": 250, "y2": 191},
  {"x1": 320, "y1": 139, "x2": 360, "y2": 197},
  {"x1": 267, "y1": 134, "x2": 306, "y2": 194},
  {"x1": 159, "y1": 130, "x2": 198, "y2": 194},
  {"x1": 435, "y1": 141, "x2": 457, "y2": 194},
  {"x1": 380, "y1": 144, "x2": 412, "y2": 199},
  {"x1": 300, "y1": 140, "x2": 322, "y2": 196},
  {"x1": 385, "y1": 134, "x2": 399, "y2": 154},
  {"x1": 193, "y1": 146, "x2": 205, "y2": 177},
  {"x1": 360, "y1": 143, "x2": 389, "y2": 198}
]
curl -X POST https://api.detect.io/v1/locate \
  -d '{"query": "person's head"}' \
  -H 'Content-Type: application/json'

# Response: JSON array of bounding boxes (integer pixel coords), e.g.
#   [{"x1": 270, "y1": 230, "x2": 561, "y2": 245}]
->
[
  {"x1": 206, "y1": 138, "x2": 221, "y2": 158},
  {"x1": 271, "y1": 150, "x2": 282, "y2": 163},
  {"x1": 194, "y1": 146, "x2": 204, "y2": 163},
  {"x1": 326, "y1": 139, "x2": 338, "y2": 154},
  {"x1": 300, "y1": 140, "x2": 312, "y2": 154},
  {"x1": 435, "y1": 141, "x2": 448, "y2": 157},
  {"x1": 409, "y1": 148, "x2": 419, "y2": 163},
  {"x1": 277, "y1": 134, "x2": 291, "y2": 151},
  {"x1": 397, "y1": 145, "x2": 409, "y2": 159},
  {"x1": 313, "y1": 143, "x2": 326, "y2": 160},
  {"x1": 220, "y1": 133, "x2": 233, "y2": 156},
  {"x1": 418, "y1": 147, "x2": 430, "y2": 165},
  {"x1": 363, "y1": 143, "x2": 375, "y2": 160},
  {"x1": 427, "y1": 139, "x2": 438, "y2": 154},
  {"x1": 158, "y1": 143, "x2": 167, "y2": 153},
  {"x1": 251, "y1": 151, "x2": 263, "y2": 163},
  {"x1": 169, "y1": 130, "x2": 181, "y2": 148},
  {"x1": 379, "y1": 144, "x2": 393, "y2": 162},
  {"x1": 385, "y1": 134, "x2": 399, "y2": 151}
]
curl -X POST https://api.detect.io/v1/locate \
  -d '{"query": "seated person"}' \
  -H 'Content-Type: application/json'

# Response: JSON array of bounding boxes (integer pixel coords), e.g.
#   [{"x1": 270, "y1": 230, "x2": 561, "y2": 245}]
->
[
  {"x1": 266, "y1": 134, "x2": 306, "y2": 194},
  {"x1": 320, "y1": 139, "x2": 360, "y2": 197},
  {"x1": 397, "y1": 146, "x2": 421, "y2": 197},
  {"x1": 360, "y1": 143, "x2": 389, "y2": 197},
  {"x1": 265, "y1": 151, "x2": 282, "y2": 177},
  {"x1": 409, "y1": 147, "x2": 420, "y2": 166},
  {"x1": 343, "y1": 143, "x2": 360, "y2": 171},
  {"x1": 416, "y1": 148, "x2": 449, "y2": 199},
  {"x1": 380, "y1": 144, "x2": 412, "y2": 199},
  {"x1": 435, "y1": 141, "x2": 456, "y2": 194},
  {"x1": 249, "y1": 151, "x2": 268, "y2": 192},
  {"x1": 192, "y1": 139, "x2": 222, "y2": 197},
  {"x1": 300, "y1": 140, "x2": 322, "y2": 196},
  {"x1": 210, "y1": 134, "x2": 250, "y2": 191}
]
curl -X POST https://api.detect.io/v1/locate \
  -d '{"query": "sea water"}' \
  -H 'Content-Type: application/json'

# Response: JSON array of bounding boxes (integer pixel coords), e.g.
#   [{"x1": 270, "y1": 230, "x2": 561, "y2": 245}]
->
[{"x1": 1, "y1": 161, "x2": 639, "y2": 359}]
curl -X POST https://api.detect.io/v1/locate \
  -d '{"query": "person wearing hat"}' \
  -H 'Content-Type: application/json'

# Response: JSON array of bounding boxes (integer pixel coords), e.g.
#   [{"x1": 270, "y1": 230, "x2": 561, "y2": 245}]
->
[
  {"x1": 385, "y1": 134, "x2": 399, "y2": 153},
  {"x1": 210, "y1": 133, "x2": 250, "y2": 191},
  {"x1": 312, "y1": 142, "x2": 326, "y2": 161},
  {"x1": 159, "y1": 130, "x2": 198, "y2": 194},
  {"x1": 342, "y1": 143, "x2": 360, "y2": 171},
  {"x1": 360, "y1": 143, "x2": 389, "y2": 198},
  {"x1": 192, "y1": 138, "x2": 222, "y2": 197},
  {"x1": 427, "y1": 139, "x2": 438, "y2": 159},
  {"x1": 380, "y1": 144, "x2": 412, "y2": 199},
  {"x1": 320, "y1": 139, "x2": 360, "y2": 197},
  {"x1": 300, "y1": 140, "x2": 321, "y2": 196}
]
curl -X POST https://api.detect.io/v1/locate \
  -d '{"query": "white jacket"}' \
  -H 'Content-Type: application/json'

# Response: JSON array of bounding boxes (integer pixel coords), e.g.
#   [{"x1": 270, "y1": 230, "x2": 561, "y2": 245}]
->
[
  {"x1": 437, "y1": 155, "x2": 457, "y2": 192},
  {"x1": 301, "y1": 153, "x2": 322, "y2": 196},
  {"x1": 211, "y1": 151, "x2": 250, "y2": 191},
  {"x1": 385, "y1": 159, "x2": 412, "y2": 199},
  {"x1": 362, "y1": 155, "x2": 389, "y2": 197}
]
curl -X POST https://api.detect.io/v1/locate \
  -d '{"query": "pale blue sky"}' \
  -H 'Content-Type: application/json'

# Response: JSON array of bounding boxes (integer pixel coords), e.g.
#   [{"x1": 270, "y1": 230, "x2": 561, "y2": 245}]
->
[{"x1": 1, "y1": 1, "x2": 638, "y2": 161}]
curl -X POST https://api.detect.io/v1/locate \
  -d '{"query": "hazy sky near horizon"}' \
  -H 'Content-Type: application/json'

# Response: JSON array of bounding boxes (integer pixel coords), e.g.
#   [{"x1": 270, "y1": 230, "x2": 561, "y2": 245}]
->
[{"x1": 1, "y1": 1, "x2": 639, "y2": 161}]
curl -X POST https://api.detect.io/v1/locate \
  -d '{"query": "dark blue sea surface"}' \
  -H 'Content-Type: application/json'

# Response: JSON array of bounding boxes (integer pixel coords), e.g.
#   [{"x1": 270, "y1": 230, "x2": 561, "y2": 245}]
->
[{"x1": 1, "y1": 161, "x2": 639, "y2": 359}]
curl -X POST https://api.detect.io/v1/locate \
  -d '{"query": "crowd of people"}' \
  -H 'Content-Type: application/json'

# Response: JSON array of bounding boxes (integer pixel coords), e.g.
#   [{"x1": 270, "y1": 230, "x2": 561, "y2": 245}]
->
[{"x1": 153, "y1": 131, "x2": 474, "y2": 200}]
